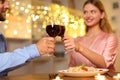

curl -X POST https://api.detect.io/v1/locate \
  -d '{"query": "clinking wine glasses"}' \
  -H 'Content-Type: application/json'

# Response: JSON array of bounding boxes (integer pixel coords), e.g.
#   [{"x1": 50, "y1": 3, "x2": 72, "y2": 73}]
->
[
  {"x1": 46, "y1": 24, "x2": 65, "y2": 38},
  {"x1": 45, "y1": 23, "x2": 65, "y2": 56},
  {"x1": 46, "y1": 23, "x2": 74, "y2": 55}
]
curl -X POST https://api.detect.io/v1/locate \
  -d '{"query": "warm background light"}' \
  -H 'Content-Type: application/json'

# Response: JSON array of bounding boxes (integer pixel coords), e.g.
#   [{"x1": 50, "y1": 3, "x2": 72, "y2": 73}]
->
[{"x1": 1, "y1": 0, "x2": 86, "y2": 40}]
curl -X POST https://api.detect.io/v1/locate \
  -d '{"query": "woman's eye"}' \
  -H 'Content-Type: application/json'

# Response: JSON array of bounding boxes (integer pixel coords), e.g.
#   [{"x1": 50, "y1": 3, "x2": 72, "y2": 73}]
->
[
  {"x1": 83, "y1": 11, "x2": 87, "y2": 14},
  {"x1": 91, "y1": 10, "x2": 96, "y2": 14}
]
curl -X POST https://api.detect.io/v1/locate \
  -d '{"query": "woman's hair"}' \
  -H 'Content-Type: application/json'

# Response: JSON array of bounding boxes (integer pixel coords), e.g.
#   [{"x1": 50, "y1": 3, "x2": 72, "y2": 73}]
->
[
  {"x1": 0, "y1": 0, "x2": 5, "y2": 4},
  {"x1": 83, "y1": 0, "x2": 112, "y2": 33}
]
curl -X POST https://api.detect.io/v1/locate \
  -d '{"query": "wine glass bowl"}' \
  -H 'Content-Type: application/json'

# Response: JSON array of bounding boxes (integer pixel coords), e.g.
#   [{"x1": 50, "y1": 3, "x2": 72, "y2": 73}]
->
[
  {"x1": 46, "y1": 24, "x2": 65, "y2": 37},
  {"x1": 58, "y1": 25, "x2": 65, "y2": 37}
]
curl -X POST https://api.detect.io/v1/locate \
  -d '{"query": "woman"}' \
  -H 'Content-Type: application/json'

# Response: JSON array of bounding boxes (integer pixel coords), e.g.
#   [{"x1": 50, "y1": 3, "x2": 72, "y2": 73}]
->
[{"x1": 62, "y1": 0, "x2": 118, "y2": 70}]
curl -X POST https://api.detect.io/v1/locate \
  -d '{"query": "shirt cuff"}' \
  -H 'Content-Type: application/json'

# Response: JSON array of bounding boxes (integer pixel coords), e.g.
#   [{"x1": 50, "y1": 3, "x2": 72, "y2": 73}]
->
[{"x1": 27, "y1": 44, "x2": 40, "y2": 58}]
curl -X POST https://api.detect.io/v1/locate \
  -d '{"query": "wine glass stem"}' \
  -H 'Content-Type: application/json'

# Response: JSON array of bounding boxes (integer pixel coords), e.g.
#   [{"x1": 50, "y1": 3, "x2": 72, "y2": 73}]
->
[{"x1": 65, "y1": 48, "x2": 75, "y2": 54}]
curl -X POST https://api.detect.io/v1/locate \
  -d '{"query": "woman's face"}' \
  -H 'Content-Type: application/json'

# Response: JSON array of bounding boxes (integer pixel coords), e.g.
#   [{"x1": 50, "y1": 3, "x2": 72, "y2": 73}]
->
[{"x1": 83, "y1": 3, "x2": 104, "y2": 27}]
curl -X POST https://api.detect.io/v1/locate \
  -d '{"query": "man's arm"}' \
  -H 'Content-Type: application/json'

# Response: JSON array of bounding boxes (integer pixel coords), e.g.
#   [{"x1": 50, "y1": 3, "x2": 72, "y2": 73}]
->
[{"x1": 0, "y1": 44, "x2": 40, "y2": 72}]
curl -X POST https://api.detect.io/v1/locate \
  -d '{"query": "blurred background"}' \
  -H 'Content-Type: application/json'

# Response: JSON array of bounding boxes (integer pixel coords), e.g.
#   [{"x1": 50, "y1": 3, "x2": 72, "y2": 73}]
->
[{"x1": 0, "y1": 0, "x2": 120, "y2": 75}]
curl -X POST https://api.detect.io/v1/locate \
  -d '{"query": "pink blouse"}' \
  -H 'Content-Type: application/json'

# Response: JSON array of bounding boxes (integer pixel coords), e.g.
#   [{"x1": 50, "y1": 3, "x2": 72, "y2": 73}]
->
[{"x1": 69, "y1": 31, "x2": 118, "y2": 70}]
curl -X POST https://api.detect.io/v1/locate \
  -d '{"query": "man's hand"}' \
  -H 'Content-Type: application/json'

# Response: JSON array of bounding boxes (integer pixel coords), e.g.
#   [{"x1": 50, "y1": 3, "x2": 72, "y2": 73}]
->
[{"x1": 36, "y1": 37, "x2": 55, "y2": 55}]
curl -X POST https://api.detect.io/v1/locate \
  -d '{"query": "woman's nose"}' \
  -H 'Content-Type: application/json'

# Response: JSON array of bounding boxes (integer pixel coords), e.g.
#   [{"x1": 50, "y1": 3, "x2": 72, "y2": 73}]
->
[{"x1": 86, "y1": 12, "x2": 92, "y2": 17}]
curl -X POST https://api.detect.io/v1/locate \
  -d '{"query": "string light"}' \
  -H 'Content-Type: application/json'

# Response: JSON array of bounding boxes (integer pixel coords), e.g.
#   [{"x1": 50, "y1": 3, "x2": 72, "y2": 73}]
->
[{"x1": 4, "y1": 25, "x2": 8, "y2": 29}]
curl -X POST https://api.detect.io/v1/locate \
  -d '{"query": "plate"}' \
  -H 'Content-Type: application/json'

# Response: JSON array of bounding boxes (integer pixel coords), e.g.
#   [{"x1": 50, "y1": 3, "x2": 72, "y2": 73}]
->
[
  {"x1": 96, "y1": 68, "x2": 109, "y2": 74},
  {"x1": 58, "y1": 68, "x2": 109, "y2": 77}
]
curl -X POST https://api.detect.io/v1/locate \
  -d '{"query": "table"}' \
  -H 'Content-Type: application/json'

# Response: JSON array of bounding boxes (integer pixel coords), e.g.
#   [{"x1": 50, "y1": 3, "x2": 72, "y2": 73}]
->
[{"x1": 0, "y1": 72, "x2": 116, "y2": 80}]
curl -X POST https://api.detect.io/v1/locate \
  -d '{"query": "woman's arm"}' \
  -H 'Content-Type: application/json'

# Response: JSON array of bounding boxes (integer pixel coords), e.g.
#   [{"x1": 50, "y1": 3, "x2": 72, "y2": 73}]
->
[
  {"x1": 76, "y1": 34, "x2": 118, "y2": 68},
  {"x1": 62, "y1": 34, "x2": 118, "y2": 68}
]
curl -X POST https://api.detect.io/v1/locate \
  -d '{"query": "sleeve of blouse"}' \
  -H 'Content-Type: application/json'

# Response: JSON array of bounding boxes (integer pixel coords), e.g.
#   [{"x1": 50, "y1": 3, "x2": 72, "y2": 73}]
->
[{"x1": 103, "y1": 34, "x2": 118, "y2": 68}]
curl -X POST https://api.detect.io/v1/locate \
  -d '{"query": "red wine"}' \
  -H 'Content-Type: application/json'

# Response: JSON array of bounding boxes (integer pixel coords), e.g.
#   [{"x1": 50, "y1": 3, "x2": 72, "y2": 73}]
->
[
  {"x1": 58, "y1": 25, "x2": 65, "y2": 37},
  {"x1": 46, "y1": 24, "x2": 65, "y2": 37},
  {"x1": 46, "y1": 25, "x2": 60, "y2": 37}
]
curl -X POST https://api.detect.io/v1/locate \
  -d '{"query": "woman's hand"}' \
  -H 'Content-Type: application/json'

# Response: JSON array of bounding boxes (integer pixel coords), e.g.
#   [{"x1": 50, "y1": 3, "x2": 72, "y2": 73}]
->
[
  {"x1": 62, "y1": 36, "x2": 82, "y2": 52},
  {"x1": 62, "y1": 36, "x2": 76, "y2": 51}
]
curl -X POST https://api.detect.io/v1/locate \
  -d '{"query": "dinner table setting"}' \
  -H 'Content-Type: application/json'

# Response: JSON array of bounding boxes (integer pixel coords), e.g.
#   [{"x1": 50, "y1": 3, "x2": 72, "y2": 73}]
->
[{"x1": 0, "y1": 67, "x2": 120, "y2": 80}]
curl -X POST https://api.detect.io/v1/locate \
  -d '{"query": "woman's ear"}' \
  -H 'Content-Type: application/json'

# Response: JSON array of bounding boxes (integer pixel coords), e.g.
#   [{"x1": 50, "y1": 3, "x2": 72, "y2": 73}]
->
[{"x1": 101, "y1": 12, "x2": 105, "y2": 19}]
